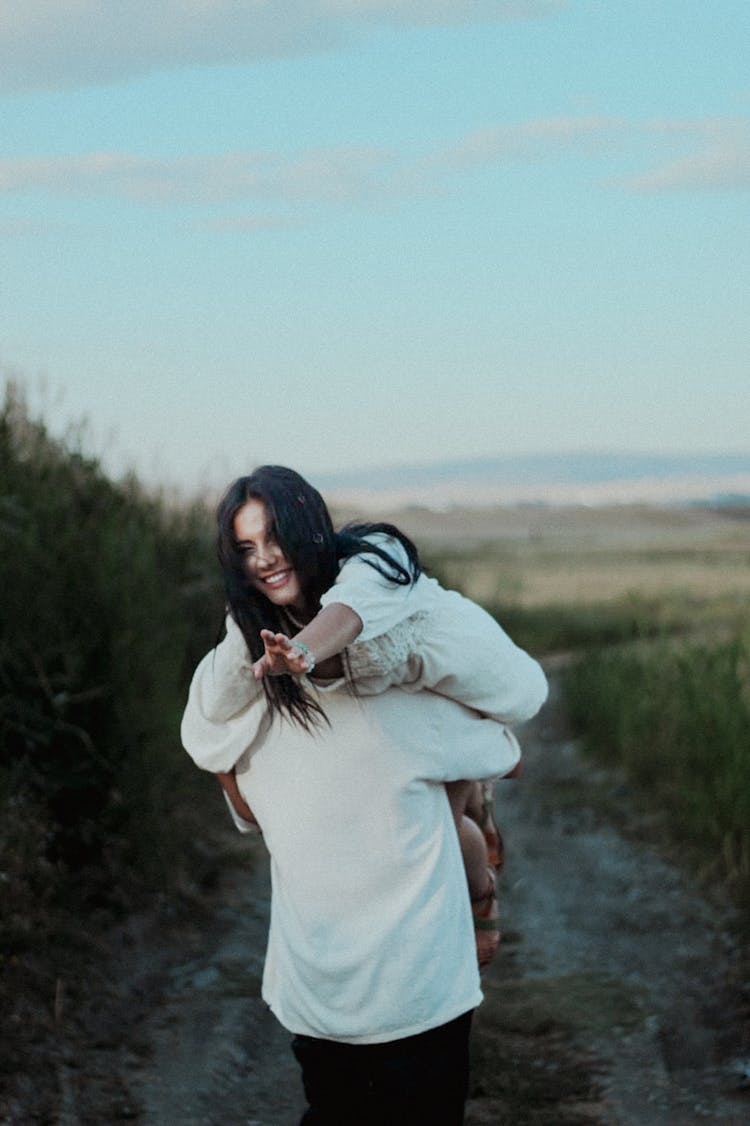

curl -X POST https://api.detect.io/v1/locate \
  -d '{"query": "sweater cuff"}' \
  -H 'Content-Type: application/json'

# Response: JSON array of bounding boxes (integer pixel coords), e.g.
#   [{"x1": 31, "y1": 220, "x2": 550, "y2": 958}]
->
[{"x1": 222, "y1": 790, "x2": 261, "y2": 835}]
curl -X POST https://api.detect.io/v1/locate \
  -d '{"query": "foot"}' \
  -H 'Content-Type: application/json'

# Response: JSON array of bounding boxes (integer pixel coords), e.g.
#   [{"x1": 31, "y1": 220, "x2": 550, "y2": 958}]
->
[{"x1": 472, "y1": 868, "x2": 500, "y2": 969}]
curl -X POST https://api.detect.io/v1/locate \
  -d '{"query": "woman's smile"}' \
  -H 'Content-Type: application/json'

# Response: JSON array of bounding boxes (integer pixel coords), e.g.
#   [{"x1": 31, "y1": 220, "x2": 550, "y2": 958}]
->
[
  {"x1": 234, "y1": 498, "x2": 304, "y2": 610},
  {"x1": 259, "y1": 567, "x2": 293, "y2": 588}
]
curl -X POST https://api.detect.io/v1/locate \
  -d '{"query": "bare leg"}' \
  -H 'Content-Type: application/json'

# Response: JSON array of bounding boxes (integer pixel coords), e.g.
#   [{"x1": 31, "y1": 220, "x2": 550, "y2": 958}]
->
[
  {"x1": 464, "y1": 779, "x2": 485, "y2": 825},
  {"x1": 449, "y1": 779, "x2": 505, "y2": 872},
  {"x1": 446, "y1": 781, "x2": 489, "y2": 899},
  {"x1": 445, "y1": 780, "x2": 500, "y2": 969}
]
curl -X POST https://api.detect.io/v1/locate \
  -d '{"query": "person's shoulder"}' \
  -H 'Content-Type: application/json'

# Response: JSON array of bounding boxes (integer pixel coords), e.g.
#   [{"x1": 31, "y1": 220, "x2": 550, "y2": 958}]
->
[
  {"x1": 339, "y1": 530, "x2": 406, "y2": 561},
  {"x1": 359, "y1": 529, "x2": 397, "y2": 545},
  {"x1": 362, "y1": 530, "x2": 409, "y2": 555}
]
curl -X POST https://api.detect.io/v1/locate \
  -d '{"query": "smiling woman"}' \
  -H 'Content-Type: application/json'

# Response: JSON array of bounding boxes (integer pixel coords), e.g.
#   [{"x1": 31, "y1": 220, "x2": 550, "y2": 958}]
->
[
  {"x1": 233, "y1": 497, "x2": 306, "y2": 610},
  {"x1": 214, "y1": 464, "x2": 417, "y2": 728}
]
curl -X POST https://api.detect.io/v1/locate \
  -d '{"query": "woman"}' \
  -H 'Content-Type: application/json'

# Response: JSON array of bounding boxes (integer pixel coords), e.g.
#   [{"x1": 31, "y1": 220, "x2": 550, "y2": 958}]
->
[{"x1": 181, "y1": 466, "x2": 547, "y2": 1125}]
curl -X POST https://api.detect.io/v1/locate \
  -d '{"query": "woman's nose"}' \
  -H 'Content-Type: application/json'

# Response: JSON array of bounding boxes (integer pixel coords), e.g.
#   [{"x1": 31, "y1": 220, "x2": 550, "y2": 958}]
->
[{"x1": 255, "y1": 540, "x2": 279, "y2": 568}]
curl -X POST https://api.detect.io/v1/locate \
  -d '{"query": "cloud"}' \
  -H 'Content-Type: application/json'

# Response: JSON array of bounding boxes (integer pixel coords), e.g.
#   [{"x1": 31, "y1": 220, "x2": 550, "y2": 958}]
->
[
  {"x1": 322, "y1": 0, "x2": 565, "y2": 24},
  {"x1": 196, "y1": 214, "x2": 300, "y2": 232},
  {"x1": 618, "y1": 118, "x2": 750, "y2": 192},
  {"x1": 425, "y1": 115, "x2": 750, "y2": 193},
  {"x1": 0, "y1": 147, "x2": 395, "y2": 205},
  {"x1": 0, "y1": 1, "x2": 567, "y2": 94},
  {"x1": 2, "y1": 115, "x2": 747, "y2": 218},
  {"x1": 4, "y1": 122, "x2": 616, "y2": 210},
  {"x1": 425, "y1": 115, "x2": 627, "y2": 173}
]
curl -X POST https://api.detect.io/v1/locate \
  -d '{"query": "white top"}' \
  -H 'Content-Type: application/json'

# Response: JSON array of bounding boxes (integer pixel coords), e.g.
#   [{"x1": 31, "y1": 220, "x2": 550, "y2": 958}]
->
[
  {"x1": 320, "y1": 534, "x2": 439, "y2": 641},
  {"x1": 181, "y1": 629, "x2": 522, "y2": 1043},
  {"x1": 320, "y1": 534, "x2": 548, "y2": 727}
]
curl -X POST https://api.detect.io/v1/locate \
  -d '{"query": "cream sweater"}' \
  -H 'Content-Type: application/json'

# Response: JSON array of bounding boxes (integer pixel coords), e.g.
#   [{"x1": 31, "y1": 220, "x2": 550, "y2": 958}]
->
[
  {"x1": 321, "y1": 534, "x2": 549, "y2": 721},
  {"x1": 181, "y1": 619, "x2": 539, "y2": 1043},
  {"x1": 181, "y1": 545, "x2": 548, "y2": 1042}
]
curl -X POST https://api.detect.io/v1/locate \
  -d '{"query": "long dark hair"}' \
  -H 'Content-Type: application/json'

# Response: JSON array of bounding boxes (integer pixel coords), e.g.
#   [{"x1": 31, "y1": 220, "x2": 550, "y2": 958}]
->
[{"x1": 217, "y1": 466, "x2": 422, "y2": 729}]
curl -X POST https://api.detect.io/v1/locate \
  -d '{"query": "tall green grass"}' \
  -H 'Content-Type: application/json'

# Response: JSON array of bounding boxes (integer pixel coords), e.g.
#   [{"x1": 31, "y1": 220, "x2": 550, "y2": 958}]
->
[
  {"x1": 482, "y1": 597, "x2": 679, "y2": 655},
  {"x1": 0, "y1": 384, "x2": 224, "y2": 944},
  {"x1": 565, "y1": 633, "x2": 750, "y2": 901}
]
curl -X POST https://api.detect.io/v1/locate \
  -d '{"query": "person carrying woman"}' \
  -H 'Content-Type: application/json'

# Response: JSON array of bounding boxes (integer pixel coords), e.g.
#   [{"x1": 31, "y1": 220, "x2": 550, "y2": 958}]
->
[{"x1": 181, "y1": 466, "x2": 547, "y2": 1124}]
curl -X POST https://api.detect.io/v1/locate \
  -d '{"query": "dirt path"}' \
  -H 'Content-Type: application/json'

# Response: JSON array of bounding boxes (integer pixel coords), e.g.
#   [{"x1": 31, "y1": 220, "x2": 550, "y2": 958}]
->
[
  {"x1": 28, "y1": 668, "x2": 749, "y2": 1125},
  {"x1": 465, "y1": 665, "x2": 749, "y2": 1125}
]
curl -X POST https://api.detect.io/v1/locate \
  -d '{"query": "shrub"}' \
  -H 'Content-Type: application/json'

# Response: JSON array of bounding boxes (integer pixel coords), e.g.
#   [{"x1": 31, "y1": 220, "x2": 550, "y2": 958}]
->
[
  {"x1": 0, "y1": 383, "x2": 223, "y2": 924},
  {"x1": 565, "y1": 634, "x2": 750, "y2": 899}
]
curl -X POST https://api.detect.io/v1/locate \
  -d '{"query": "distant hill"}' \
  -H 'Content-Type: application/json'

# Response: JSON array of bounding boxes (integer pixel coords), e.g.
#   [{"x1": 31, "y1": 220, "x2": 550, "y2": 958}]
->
[{"x1": 316, "y1": 453, "x2": 750, "y2": 510}]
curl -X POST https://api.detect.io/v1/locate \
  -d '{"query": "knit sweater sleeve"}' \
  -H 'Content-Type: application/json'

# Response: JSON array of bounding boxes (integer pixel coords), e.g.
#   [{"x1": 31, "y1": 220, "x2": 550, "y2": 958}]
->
[
  {"x1": 389, "y1": 591, "x2": 549, "y2": 726},
  {"x1": 180, "y1": 614, "x2": 270, "y2": 774}
]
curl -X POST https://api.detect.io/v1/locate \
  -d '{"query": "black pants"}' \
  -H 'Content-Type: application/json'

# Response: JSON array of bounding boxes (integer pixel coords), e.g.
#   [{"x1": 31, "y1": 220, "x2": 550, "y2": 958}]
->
[{"x1": 292, "y1": 1010, "x2": 473, "y2": 1126}]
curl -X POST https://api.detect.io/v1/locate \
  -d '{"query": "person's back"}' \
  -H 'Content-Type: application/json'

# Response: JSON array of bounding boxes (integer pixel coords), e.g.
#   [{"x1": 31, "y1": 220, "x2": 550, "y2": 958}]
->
[{"x1": 233, "y1": 679, "x2": 518, "y2": 1043}]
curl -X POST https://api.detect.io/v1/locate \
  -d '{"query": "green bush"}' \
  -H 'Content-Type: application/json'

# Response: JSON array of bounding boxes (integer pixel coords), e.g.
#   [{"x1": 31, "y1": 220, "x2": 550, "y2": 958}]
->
[
  {"x1": 565, "y1": 634, "x2": 750, "y2": 898},
  {"x1": 0, "y1": 384, "x2": 223, "y2": 924}
]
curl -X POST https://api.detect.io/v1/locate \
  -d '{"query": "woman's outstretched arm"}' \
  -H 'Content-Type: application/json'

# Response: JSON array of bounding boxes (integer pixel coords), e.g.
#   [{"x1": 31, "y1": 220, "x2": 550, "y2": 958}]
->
[{"x1": 252, "y1": 603, "x2": 363, "y2": 678}]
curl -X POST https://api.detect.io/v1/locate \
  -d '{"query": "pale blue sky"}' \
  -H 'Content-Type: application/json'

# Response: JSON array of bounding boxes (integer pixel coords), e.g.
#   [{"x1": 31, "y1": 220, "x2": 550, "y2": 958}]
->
[{"x1": 1, "y1": 1, "x2": 748, "y2": 493}]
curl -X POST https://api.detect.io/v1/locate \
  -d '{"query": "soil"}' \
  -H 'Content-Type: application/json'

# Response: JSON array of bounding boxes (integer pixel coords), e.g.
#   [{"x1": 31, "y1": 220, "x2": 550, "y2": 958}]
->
[{"x1": 4, "y1": 665, "x2": 749, "y2": 1125}]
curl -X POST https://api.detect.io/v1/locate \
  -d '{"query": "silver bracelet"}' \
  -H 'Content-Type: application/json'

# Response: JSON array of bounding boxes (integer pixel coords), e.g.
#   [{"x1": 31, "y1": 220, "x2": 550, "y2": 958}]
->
[{"x1": 291, "y1": 641, "x2": 316, "y2": 674}]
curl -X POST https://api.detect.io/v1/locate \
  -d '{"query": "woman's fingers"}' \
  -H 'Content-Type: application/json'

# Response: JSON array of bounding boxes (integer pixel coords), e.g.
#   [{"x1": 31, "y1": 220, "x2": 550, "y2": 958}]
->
[
  {"x1": 256, "y1": 631, "x2": 307, "y2": 676},
  {"x1": 261, "y1": 630, "x2": 293, "y2": 651}
]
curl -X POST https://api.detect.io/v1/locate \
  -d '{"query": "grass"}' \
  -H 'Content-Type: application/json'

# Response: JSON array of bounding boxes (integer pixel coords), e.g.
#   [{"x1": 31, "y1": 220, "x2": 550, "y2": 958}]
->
[
  {"x1": 421, "y1": 510, "x2": 750, "y2": 657},
  {"x1": 423, "y1": 522, "x2": 750, "y2": 909},
  {"x1": 564, "y1": 632, "x2": 750, "y2": 904},
  {"x1": 0, "y1": 382, "x2": 233, "y2": 1118},
  {"x1": 3, "y1": 385, "x2": 749, "y2": 1110},
  {"x1": 467, "y1": 967, "x2": 615, "y2": 1125},
  {"x1": 0, "y1": 382, "x2": 225, "y2": 944},
  {"x1": 480, "y1": 595, "x2": 686, "y2": 655}
]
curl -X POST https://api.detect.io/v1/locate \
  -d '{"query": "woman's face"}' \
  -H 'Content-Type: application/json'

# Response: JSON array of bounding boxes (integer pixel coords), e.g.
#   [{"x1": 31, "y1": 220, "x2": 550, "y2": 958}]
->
[{"x1": 233, "y1": 497, "x2": 304, "y2": 611}]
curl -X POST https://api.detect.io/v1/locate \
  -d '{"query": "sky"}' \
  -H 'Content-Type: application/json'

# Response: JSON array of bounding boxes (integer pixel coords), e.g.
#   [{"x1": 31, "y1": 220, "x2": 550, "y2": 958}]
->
[{"x1": 1, "y1": 1, "x2": 748, "y2": 495}]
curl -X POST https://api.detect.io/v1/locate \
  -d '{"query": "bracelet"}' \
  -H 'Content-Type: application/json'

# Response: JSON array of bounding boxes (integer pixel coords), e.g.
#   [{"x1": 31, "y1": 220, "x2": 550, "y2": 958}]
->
[{"x1": 291, "y1": 641, "x2": 316, "y2": 674}]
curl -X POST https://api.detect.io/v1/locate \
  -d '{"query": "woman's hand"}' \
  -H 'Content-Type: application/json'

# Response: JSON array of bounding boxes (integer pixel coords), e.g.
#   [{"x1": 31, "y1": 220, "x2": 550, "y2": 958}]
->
[
  {"x1": 216, "y1": 770, "x2": 257, "y2": 825},
  {"x1": 252, "y1": 630, "x2": 313, "y2": 679}
]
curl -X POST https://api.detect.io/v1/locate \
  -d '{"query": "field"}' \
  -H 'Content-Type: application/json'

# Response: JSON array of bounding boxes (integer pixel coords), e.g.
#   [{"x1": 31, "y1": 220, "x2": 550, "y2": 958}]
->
[
  {"x1": 339, "y1": 500, "x2": 750, "y2": 611},
  {"x1": 363, "y1": 499, "x2": 750, "y2": 906},
  {"x1": 331, "y1": 501, "x2": 750, "y2": 650},
  {"x1": 3, "y1": 388, "x2": 749, "y2": 1121}
]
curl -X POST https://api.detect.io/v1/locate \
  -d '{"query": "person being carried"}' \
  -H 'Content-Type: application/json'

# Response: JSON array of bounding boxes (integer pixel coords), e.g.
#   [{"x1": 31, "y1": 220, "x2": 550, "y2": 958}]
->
[{"x1": 213, "y1": 466, "x2": 548, "y2": 968}]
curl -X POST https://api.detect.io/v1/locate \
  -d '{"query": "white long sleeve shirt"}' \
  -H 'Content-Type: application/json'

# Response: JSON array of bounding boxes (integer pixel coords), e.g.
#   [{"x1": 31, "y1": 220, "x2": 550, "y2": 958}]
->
[
  {"x1": 182, "y1": 646, "x2": 520, "y2": 1043},
  {"x1": 181, "y1": 542, "x2": 548, "y2": 1043},
  {"x1": 321, "y1": 535, "x2": 548, "y2": 725}
]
